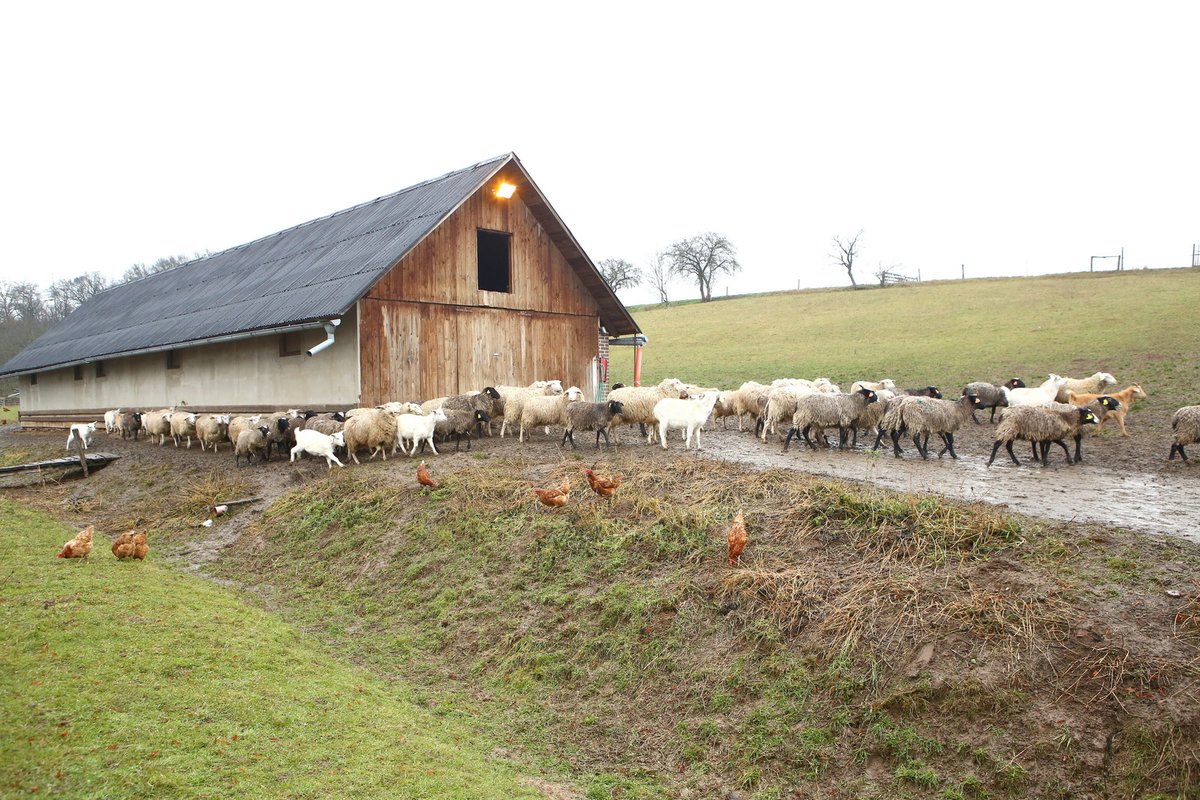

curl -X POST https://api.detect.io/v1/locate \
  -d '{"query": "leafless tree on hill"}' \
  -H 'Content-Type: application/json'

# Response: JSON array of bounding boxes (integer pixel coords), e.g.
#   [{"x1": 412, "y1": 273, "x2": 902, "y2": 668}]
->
[
  {"x1": 647, "y1": 251, "x2": 672, "y2": 306},
  {"x1": 666, "y1": 232, "x2": 740, "y2": 302},
  {"x1": 832, "y1": 230, "x2": 864, "y2": 288},
  {"x1": 596, "y1": 258, "x2": 643, "y2": 293}
]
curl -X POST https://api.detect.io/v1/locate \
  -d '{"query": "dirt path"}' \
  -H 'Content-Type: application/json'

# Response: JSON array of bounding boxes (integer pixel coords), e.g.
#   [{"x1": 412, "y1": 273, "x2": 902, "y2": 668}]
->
[
  {"x1": 701, "y1": 427, "x2": 1200, "y2": 541},
  {"x1": 3, "y1": 419, "x2": 1198, "y2": 543}
]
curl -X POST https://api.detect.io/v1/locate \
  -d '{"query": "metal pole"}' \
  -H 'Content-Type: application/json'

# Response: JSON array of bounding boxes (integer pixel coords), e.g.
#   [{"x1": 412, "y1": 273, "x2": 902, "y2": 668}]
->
[
  {"x1": 74, "y1": 435, "x2": 89, "y2": 478},
  {"x1": 961, "y1": 264, "x2": 964, "y2": 280},
  {"x1": 1120, "y1": 247, "x2": 1124, "y2": 271}
]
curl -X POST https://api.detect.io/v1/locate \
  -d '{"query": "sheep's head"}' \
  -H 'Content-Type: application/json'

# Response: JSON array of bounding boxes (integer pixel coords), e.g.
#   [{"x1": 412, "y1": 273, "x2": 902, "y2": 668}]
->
[
  {"x1": 1078, "y1": 409, "x2": 1099, "y2": 426},
  {"x1": 880, "y1": 379, "x2": 897, "y2": 390},
  {"x1": 275, "y1": 417, "x2": 289, "y2": 434},
  {"x1": 546, "y1": 380, "x2": 564, "y2": 394},
  {"x1": 219, "y1": 415, "x2": 231, "y2": 425},
  {"x1": 607, "y1": 400, "x2": 623, "y2": 415},
  {"x1": 473, "y1": 410, "x2": 491, "y2": 423},
  {"x1": 566, "y1": 386, "x2": 584, "y2": 401},
  {"x1": 256, "y1": 425, "x2": 270, "y2": 437},
  {"x1": 964, "y1": 393, "x2": 981, "y2": 407},
  {"x1": 304, "y1": 409, "x2": 318, "y2": 419},
  {"x1": 1096, "y1": 395, "x2": 1121, "y2": 411},
  {"x1": 857, "y1": 388, "x2": 879, "y2": 405},
  {"x1": 1129, "y1": 384, "x2": 1147, "y2": 400},
  {"x1": 610, "y1": 383, "x2": 625, "y2": 391},
  {"x1": 432, "y1": 408, "x2": 448, "y2": 422},
  {"x1": 1096, "y1": 372, "x2": 1117, "y2": 386},
  {"x1": 928, "y1": 387, "x2": 943, "y2": 399},
  {"x1": 330, "y1": 431, "x2": 346, "y2": 447},
  {"x1": 1006, "y1": 378, "x2": 1026, "y2": 389},
  {"x1": 482, "y1": 386, "x2": 500, "y2": 399},
  {"x1": 332, "y1": 411, "x2": 346, "y2": 422}
]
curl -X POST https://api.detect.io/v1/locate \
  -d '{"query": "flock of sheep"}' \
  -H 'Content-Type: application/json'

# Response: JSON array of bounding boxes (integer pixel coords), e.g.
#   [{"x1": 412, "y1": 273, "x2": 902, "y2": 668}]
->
[{"x1": 67, "y1": 371, "x2": 1200, "y2": 468}]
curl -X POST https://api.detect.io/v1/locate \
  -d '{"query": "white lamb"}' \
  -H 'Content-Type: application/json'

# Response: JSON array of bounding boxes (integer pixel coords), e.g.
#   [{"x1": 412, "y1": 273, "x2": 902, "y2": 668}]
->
[
  {"x1": 290, "y1": 429, "x2": 346, "y2": 470},
  {"x1": 654, "y1": 391, "x2": 720, "y2": 450},
  {"x1": 66, "y1": 422, "x2": 97, "y2": 450},
  {"x1": 1003, "y1": 374, "x2": 1067, "y2": 408},
  {"x1": 395, "y1": 408, "x2": 448, "y2": 456},
  {"x1": 103, "y1": 408, "x2": 122, "y2": 435}
]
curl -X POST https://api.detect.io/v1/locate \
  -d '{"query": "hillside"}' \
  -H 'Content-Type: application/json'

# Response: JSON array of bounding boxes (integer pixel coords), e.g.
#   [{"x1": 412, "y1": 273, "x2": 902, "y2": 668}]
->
[
  {"x1": 3, "y1": 443, "x2": 1198, "y2": 799},
  {"x1": 609, "y1": 269, "x2": 1200, "y2": 427}
]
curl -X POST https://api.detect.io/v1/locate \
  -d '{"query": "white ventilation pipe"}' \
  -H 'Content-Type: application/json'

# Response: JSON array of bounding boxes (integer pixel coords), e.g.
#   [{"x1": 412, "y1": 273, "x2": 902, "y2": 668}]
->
[{"x1": 306, "y1": 319, "x2": 341, "y2": 357}]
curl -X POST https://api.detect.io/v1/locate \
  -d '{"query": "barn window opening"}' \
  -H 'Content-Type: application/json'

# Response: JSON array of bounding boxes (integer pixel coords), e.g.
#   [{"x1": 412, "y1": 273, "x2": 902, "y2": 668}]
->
[
  {"x1": 74, "y1": 365, "x2": 83, "y2": 381},
  {"x1": 166, "y1": 350, "x2": 181, "y2": 370},
  {"x1": 30, "y1": 373, "x2": 38, "y2": 385},
  {"x1": 279, "y1": 332, "x2": 301, "y2": 357},
  {"x1": 95, "y1": 360, "x2": 107, "y2": 378},
  {"x1": 477, "y1": 229, "x2": 512, "y2": 293}
]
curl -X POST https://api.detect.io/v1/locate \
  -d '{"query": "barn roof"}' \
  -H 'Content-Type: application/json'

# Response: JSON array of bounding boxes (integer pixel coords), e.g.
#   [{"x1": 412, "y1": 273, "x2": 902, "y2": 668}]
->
[{"x1": 0, "y1": 153, "x2": 640, "y2": 376}]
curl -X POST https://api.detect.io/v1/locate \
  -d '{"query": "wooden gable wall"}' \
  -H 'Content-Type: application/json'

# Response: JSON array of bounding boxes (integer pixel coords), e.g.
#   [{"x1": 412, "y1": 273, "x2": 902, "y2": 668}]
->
[{"x1": 358, "y1": 184, "x2": 602, "y2": 404}]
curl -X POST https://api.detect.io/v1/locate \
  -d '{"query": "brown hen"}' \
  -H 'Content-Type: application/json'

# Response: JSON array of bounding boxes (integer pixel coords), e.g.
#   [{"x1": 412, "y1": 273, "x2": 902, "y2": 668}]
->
[
  {"x1": 417, "y1": 460, "x2": 438, "y2": 489},
  {"x1": 727, "y1": 511, "x2": 747, "y2": 566},
  {"x1": 111, "y1": 530, "x2": 137, "y2": 559},
  {"x1": 533, "y1": 480, "x2": 570, "y2": 508},
  {"x1": 57, "y1": 525, "x2": 94, "y2": 559},
  {"x1": 582, "y1": 468, "x2": 621, "y2": 498}
]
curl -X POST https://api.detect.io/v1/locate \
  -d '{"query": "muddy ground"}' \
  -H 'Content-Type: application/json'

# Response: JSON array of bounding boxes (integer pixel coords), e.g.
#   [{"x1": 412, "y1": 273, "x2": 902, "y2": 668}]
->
[{"x1": 3, "y1": 411, "x2": 1197, "y2": 543}]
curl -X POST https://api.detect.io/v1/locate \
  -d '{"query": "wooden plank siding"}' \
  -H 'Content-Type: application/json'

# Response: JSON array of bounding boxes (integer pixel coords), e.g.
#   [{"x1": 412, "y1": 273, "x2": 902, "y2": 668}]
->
[{"x1": 358, "y1": 184, "x2": 602, "y2": 405}]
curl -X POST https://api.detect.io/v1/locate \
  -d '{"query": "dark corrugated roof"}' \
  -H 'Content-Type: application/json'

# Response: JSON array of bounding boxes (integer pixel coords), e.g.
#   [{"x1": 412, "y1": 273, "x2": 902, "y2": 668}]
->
[{"x1": 1, "y1": 153, "x2": 640, "y2": 376}]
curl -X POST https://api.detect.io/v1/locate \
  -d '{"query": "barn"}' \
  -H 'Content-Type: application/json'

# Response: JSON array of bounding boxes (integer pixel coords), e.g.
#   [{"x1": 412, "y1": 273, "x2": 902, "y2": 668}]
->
[{"x1": 0, "y1": 153, "x2": 641, "y2": 424}]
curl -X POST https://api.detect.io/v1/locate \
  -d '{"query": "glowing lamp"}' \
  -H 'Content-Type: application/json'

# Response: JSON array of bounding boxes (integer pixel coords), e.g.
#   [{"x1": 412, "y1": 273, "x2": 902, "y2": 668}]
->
[{"x1": 496, "y1": 182, "x2": 516, "y2": 199}]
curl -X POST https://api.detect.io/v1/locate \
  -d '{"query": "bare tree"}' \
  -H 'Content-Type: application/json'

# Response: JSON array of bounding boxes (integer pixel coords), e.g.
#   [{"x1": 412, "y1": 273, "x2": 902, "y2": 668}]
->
[
  {"x1": 666, "y1": 232, "x2": 741, "y2": 302},
  {"x1": 47, "y1": 272, "x2": 110, "y2": 320},
  {"x1": 831, "y1": 230, "x2": 864, "y2": 288},
  {"x1": 647, "y1": 251, "x2": 672, "y2": 306},
  {"x1": 121, "y1": 253, "x2": 196, "y2": 284},
  {"x1": 596, "y1": 258, "x2": 643, "y2": 293}
]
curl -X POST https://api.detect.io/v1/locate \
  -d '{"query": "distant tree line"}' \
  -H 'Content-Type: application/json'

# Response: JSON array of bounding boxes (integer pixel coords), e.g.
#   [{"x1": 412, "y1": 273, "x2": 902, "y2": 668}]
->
[
  {"x1": 0, "y1": 254, "x2": 205, "y2": 398},
  {"x1": 599, "y1": 232, "x2": 741, "y2": 306}
]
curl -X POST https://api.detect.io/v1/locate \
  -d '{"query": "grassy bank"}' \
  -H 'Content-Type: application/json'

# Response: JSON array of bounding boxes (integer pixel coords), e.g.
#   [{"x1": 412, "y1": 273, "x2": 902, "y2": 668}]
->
[
  {"x1": 0, "y1": 500, "x2": 546, "y2": 799},
  {"x1": 611, "y1": 269, "x2": 1200, "y2": 423},
  {"x1": 211, "y1": 453, "x2": 1200, "y2": 799}
]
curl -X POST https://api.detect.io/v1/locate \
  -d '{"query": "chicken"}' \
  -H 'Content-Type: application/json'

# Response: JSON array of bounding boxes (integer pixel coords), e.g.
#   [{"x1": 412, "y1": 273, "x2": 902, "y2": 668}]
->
[
  {"x1": 130, "y1": 533, "x2": 149, "y2": 560},
  {"x1": 532, "y1": 480, "x2": 571, "y2": 508},
  {"x1": 112, "y1": 530, "x2": 148, "y2": 560},
  {"x1": 111, "y1": 530, "x2": 137, "y2": 559},
  {"x1": 582, "y1": 468, "x2": 621, "y2": 499},
  {"x1": 417, "y1": 460, "x2": 438, "y2": 489},
  {"x1": 727, "y1": 511, "x2": 748, "y2": 566},
  {"x1": 57, "y1": 525, "x2": 94, "y2": 559}
]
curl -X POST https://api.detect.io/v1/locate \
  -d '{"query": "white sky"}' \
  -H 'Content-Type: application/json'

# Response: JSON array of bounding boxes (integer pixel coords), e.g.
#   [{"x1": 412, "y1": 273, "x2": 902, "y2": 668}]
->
[{"x1": 2, "y1": 2, "x2": 1197, "y2": 307}]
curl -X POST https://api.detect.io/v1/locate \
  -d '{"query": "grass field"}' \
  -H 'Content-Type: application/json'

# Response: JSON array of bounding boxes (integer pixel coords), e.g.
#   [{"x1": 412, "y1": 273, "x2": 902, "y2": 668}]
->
[
  {"x1": 609, "y1": 269, "x2": 1200, "y2": 423},
  {"x1": 0, "y1": 501, "x2": 545, "y2": 799}
]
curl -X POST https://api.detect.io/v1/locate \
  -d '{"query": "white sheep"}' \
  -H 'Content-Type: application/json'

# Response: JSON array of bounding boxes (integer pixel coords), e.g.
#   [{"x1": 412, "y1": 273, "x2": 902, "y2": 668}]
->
[
  {"x1": 608, "y1": 378, "x2": 688, "y2": 443},
  {"x1": 235, "y1": 425, "x2": 270, "y2": 467},
  {"x1": 495, "y1": 381, "x2": 565, "y2": 437},
  {"x1": 290, "y1": 429, "x2": 346, "y2": 470},
  {"x1": 850, "y1": 379, "x2": 896, "y2": 393},
  {"x1": 195, "y1": 414, "x2": 231, "y2": 452},
  {"x1": 1054, "y1": 372, "x2": 1117, "y2": 403},
  {"x1": 519, "y1": 386, "x2": 584, "y2": 442},
  {"x1": 395, "y1": 408, "x2": 447, "y2": 456},
  {"x1": 653, "y1": 391, "x2": 720, "y2": 450},
  {"x1": 170, "y1": 411, "x2": 198, "y2": 448},
  {"x1": 760, "y1": 384, "x2": 818, "y2": 441},
  {"x1": 103, "y1": 408, "x2": 122, "y2": 435},
  {"x1": 1002, "y1": 374, "x2": 1066, "y2": 408},
  {"x1": 342, "y1": 408, "x2": 398, "y2": 464},
  {"x1": 65, "y1": 422, "x2": 97, "y2": 450},
  {"x1": 379, "y1": 401, "x2": 424, "y2": 415},
  {"x1": 143, "y1": 408, "x2": 175, "y2": 445}
]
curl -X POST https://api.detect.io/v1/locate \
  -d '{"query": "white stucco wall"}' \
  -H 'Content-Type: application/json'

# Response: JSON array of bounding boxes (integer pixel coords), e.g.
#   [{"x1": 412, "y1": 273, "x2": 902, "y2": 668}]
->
[{"x1": 18, "y1": 314, "x2": 359, "y2": 413}]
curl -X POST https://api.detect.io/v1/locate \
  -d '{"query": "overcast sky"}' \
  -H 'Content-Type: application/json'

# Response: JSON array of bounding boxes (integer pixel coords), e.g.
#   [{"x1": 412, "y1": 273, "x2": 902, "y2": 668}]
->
[{"x1": 2, "y1": 2, "x2": 1197, "y2": 307}]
